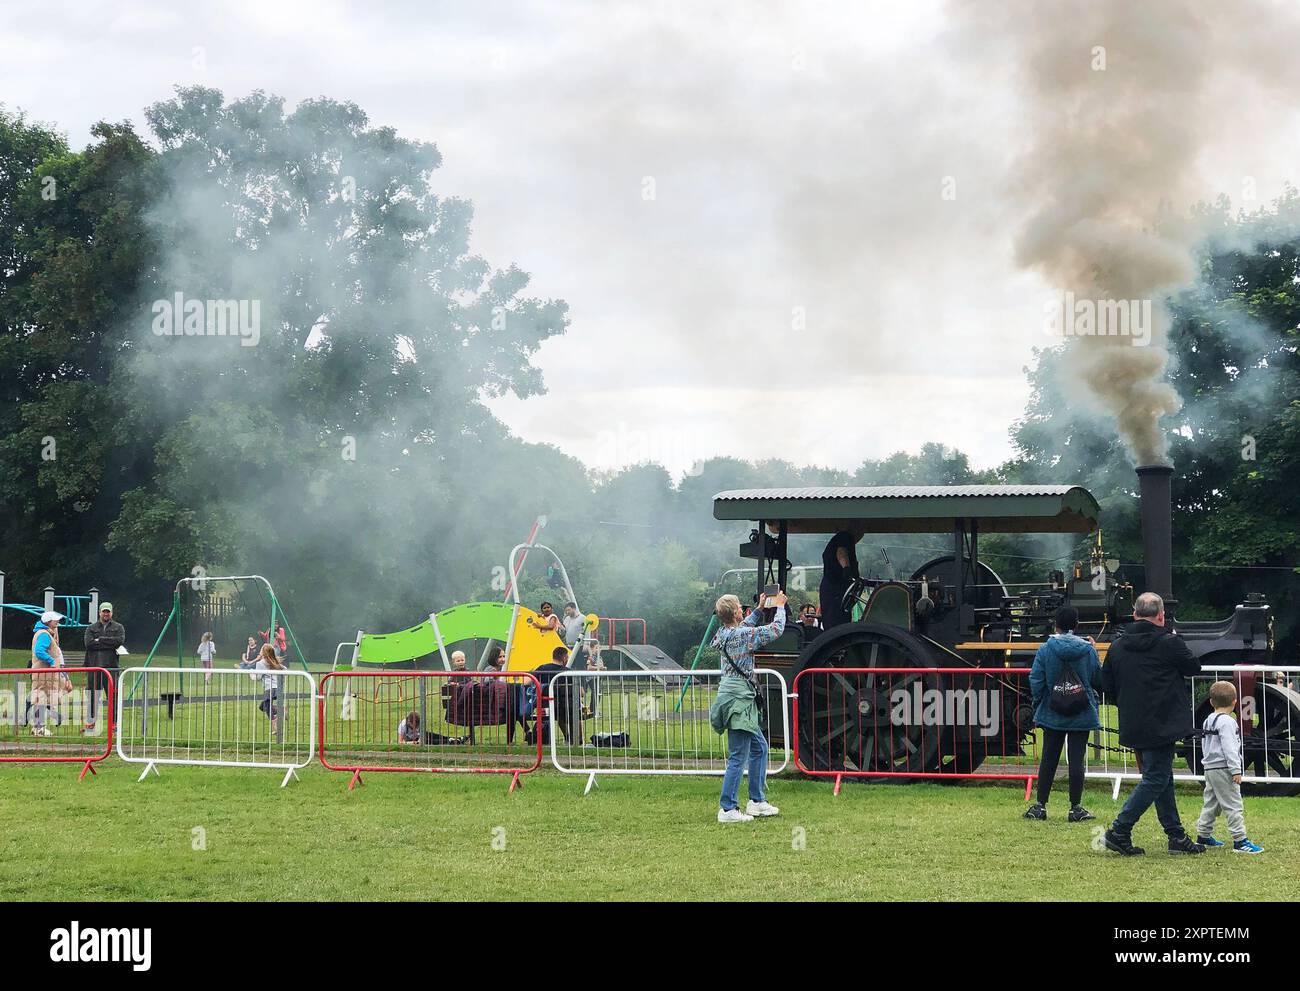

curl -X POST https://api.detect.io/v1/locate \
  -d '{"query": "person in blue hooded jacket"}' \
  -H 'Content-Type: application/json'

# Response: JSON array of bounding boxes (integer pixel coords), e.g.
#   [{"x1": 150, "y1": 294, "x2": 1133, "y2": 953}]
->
[
  {"x1": 29, "y1": 611, "x2": 72, "y2": 737},
  {"x1": 1024, "y1": 606, "x2": 1101, "y2": 822}
]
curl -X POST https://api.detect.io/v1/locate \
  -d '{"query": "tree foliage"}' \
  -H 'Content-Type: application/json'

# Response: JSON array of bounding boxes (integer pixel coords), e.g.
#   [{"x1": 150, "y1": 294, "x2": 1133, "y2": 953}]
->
[{"x1": 2, "y1": 96, "x2": 1297, "y2": 663}]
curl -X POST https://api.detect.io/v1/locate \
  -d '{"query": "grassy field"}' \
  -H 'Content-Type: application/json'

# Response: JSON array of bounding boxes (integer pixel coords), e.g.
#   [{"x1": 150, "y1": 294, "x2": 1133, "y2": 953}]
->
[{"x1": 2, "y1": 758, "x2": 1298, "y2": 902}]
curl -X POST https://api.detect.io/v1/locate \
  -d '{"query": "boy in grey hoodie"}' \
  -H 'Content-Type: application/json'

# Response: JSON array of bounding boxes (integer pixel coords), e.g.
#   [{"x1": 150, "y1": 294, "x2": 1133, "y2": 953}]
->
[{"x1": 1194, "y1": 681, "x2": 1263, "y2": 853}]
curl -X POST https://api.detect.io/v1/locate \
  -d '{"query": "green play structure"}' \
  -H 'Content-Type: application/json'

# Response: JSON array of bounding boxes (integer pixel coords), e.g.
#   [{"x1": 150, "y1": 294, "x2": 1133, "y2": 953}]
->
[
  {"x1": 332, "y1": 543, "x2": 577, "y2": 673},
  {"x1": 336, "y1": 601, "x2": 538, "y2": 669}
]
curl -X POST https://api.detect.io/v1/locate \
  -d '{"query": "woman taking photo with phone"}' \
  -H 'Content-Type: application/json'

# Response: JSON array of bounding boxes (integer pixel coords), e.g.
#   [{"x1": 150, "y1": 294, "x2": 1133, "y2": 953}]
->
[{"x1": 709, "y1": 590, "x2": 786, "y2": 823}]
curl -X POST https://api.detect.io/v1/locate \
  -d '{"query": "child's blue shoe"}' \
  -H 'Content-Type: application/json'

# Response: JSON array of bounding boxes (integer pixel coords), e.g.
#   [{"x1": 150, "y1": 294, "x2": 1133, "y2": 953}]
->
[
  {"x1": 1232, "y1": 839, "x2": 1263, "y2": 854},
  {"x1": 1197, "y1": 835, "x2": 1225, "y2": 848}
]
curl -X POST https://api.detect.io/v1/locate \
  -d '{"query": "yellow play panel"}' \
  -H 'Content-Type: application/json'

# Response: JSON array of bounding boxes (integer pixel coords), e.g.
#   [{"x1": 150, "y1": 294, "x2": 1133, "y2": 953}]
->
[{"x1": 506, "y1": 606, "x2": 566, "y2": 670}]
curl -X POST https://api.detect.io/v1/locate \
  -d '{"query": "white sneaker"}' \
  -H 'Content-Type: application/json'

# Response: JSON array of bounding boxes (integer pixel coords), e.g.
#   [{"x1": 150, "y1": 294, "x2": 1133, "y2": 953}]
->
[
  {"x1": 33, "y1": 726, "x2": 52, "y2": 738},
  {"x1": 746, "y1": 800, "x2": 780, "y2": 817},
  {"x1": 718, "y1": 808, "x2": 755, "y2": 823}
]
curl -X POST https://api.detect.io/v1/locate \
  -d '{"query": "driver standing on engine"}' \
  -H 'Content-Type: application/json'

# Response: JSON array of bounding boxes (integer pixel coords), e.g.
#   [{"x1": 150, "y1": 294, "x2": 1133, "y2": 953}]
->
[{"x1": 819, "y1": 531, "x2": 860, "y2": 629}]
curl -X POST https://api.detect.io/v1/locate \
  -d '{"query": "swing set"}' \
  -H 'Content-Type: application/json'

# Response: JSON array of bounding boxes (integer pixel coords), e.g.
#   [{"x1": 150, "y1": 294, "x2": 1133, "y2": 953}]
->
[{"x1": 126, "y1": 575, "x2": 310, "y2": 702}]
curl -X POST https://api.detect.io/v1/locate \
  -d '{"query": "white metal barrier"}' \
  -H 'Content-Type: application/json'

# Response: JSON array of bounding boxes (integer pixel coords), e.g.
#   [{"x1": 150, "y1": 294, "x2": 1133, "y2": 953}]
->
[
  {"x1": 1086, "y1": 665, "x2": 1300, "y2": 798},
  {"x1": 547, "y1": 668, "x2": 790, "y2": 793},
  {"x1": 116, "y1": 667, "x2": 317, "y2": 787}
]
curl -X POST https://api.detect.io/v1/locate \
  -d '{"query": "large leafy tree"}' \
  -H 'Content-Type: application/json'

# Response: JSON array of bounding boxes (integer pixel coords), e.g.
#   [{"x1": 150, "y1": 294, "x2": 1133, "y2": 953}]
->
[
  {"x1": 0, "y1": 110, "x2": 155, "y2": 619},
  {"x1": 2, "y1": 90, "x2": 572, "y2": 656}
]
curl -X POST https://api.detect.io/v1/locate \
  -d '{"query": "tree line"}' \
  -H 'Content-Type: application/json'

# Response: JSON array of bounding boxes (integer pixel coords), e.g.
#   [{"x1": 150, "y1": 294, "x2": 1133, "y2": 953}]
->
[{"x1": 2, "y1": 91, "x2": 1297, "y2": 664}]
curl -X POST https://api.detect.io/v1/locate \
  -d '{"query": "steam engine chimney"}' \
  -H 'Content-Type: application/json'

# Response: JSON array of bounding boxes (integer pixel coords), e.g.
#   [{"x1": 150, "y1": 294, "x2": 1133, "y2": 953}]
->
[{"x1": 1135, "y1": 464, "x2": 1174, "y2": 602}]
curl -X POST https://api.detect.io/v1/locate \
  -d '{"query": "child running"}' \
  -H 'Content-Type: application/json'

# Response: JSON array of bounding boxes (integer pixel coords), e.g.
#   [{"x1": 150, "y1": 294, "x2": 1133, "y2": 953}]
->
[
  {"x1": 197, "y1": 632, "x2": 217, "y2": 684},
  {"x1": 1195, "y1": 681, "x2": 1264, "y2": 854},
  {"x1": 255, "y1": 644, "x2": 284, "y2": 737}
]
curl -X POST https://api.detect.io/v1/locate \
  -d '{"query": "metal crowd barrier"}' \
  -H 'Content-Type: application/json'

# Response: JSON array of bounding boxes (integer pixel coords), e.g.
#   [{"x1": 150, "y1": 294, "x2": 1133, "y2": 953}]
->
[
  {"x1": 547, "y1": 669, "x2": 790, "y2": 794},
  {"x1": 0, "y1": 666, "x2": 115, "y2": 780},
  {"x1": 1087, "y1": 664, "x2": 1300, "y2": 798},
  {"x1": 116, "y1": 667, "x2": 317, "y2": 788},
  {"x1": 792, "y1": 667, "x2": 1039, "y2": 796},
  {"x1": 318, "y1": 670, "x2": 544, "y2": 791}
]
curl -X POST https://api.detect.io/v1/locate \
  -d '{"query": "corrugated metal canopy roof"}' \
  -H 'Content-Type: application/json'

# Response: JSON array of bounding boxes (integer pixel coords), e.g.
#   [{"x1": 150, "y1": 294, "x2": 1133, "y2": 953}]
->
[{"x1": 712, "y1": 485, "x2": 1100, "y2": 534}]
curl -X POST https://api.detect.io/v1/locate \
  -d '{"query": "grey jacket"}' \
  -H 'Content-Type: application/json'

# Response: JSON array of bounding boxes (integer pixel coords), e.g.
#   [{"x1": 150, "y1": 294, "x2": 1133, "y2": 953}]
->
[{"x1": 1201, "y1": 711, "x2": 1243, "y2": 776}]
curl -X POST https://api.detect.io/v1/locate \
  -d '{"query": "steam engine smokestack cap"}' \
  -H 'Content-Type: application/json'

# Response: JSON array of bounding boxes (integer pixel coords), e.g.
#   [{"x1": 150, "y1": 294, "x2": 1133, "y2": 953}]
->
[{"x1": 1135, "y1": 464, "x2": 1174, "y2": 475}]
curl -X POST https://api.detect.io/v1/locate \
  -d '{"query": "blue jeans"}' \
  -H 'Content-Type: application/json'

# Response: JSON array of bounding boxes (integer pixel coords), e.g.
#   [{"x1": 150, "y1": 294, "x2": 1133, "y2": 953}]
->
[
  {"x1": 720, "y1": 728, "x2": 768, "y2": 811},
  {"x1": 1113, "y1": 744, "x2": 1186, "y2": 838}
]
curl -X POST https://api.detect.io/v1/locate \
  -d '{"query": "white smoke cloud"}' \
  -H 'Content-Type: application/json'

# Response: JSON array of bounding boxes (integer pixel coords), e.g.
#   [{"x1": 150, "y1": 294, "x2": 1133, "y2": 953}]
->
[{"x1": 973, "y1": 0, "x2": 1300, "y2": 464}]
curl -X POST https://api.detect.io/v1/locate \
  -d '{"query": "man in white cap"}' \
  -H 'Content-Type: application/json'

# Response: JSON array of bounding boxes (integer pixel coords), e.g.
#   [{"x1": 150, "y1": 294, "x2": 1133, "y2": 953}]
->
[
  {"x1": 30, "y1": 611, "x2": 71, "y2": 737},
  {"x1": 83, "y1": 601, "x2": 125, "y2": 734}
]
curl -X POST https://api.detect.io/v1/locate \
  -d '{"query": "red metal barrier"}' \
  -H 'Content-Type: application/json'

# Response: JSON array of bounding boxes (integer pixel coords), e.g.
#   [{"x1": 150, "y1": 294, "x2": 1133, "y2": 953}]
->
[
  {"x1": 600, "y1": 617, "x2": 647, "y2": 647},
  {"x1": 0, "y1": 667, "x2": 115, "y2": 780},
  {"x1": 318, "y1": 670, "x2": 544, "y2": 792},
  {"x1": 792, "y1": 667, "x2": 1038, "y2": 798}
]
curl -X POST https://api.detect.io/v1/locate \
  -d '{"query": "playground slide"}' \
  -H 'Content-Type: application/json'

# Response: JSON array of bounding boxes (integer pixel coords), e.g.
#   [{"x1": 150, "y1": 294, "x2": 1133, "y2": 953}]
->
[{"x1": 350, "y1": 602, "x2": 565, "y2": 670}]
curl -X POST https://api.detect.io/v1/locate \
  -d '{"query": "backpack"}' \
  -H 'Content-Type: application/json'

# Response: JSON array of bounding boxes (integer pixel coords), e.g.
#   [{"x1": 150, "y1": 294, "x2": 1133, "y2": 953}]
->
[{"x1": 1048, "y1": 655, "x2": 1088, "y2": 715}]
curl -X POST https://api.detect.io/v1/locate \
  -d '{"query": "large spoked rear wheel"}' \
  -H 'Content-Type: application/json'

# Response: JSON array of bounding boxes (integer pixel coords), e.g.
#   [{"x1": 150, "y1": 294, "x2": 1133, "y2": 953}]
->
[{"x1": 792, "y1": 622, "x2": 986, "y2": 780}]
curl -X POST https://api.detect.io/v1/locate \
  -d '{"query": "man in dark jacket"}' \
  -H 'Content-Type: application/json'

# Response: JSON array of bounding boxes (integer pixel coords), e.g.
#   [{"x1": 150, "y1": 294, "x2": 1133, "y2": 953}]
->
[
  {"x1": 1101, "y1": 592, "x2": 1203, "y2": 855},
  {"x1": 534, "y1": 646, "x2": 581, "y2": 744},
  {"x1": 819, "y1": 531, "x2": 860, "y2": 629},
  {"x1": 83, "y1": 602, "x2": 125, "y2": 734}
]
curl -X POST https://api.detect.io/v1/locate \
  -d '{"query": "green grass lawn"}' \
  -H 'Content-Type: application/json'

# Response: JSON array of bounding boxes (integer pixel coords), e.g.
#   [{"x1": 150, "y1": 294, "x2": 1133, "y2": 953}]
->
[{"x1": 2, "y1": 759, "x2": 1297, "y2": 902}]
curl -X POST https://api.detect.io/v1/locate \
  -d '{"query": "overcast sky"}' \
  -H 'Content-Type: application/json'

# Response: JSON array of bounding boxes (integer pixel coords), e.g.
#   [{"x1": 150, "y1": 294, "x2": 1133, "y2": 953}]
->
[{"x1": 4, "y1": 0, "x2": 1298, "y2": 477}]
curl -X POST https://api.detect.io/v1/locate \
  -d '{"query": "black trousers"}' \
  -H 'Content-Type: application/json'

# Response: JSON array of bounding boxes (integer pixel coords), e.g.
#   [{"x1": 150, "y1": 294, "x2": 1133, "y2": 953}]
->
[
  {"x1": 1036, "y1": 727, "x2": 1088, "y2": 806},
  {"x1": 86, "y1": 667, "x2": 118, "y2": 723}
]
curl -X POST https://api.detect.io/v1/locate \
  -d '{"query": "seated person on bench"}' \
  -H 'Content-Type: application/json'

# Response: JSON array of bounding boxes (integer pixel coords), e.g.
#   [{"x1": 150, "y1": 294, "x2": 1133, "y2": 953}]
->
[
  {"x1": 443, "y1": 651, "x2": 467, "y2": 702},
  {"x1": 482, "y1": 646, "x2": 506, "y2": 681},
  {"x1": 441, "y1": 653, "x2": 471, "y2": 738},
  {"x1": 442, "y1": 666, "x2": 516, "y2": 745}
]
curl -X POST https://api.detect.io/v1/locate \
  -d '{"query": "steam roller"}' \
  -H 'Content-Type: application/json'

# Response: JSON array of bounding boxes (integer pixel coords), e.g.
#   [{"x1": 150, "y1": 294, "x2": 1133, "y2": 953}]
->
[{"x1": 713, "y1": 469, "x2": 1299, "y2": 795}]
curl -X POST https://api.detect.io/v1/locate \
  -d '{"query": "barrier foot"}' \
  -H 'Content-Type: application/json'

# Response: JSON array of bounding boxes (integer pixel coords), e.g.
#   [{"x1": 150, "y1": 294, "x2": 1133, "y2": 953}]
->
[
  {"x1": 583, "y1": 772, "x2": 598, "y2": 795},
  {"x1": 832, "y1": 774, "x2": 842, "y2": 797},
  {"x1": 1112, "y1": 775, "x2": 1122, "y2": 801},
  {"x1": 348, "y1": 769, "x2": 364, "y2": 791},
  {"x1": 78, "y1": 760, "x2": 98, "y2": 781},
  {"x1": 280, "y1": 767, "x2": 298, "y2": 789},
  {"x1": 1023, "y1": 776, "x2": 1034, "y2": 801},
  {"x1": 508, "y1": 771, "x2": 521, "y2": 793},
  {"x1": 137, "y1": 761, "x2": 159, "y2": 783}
]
